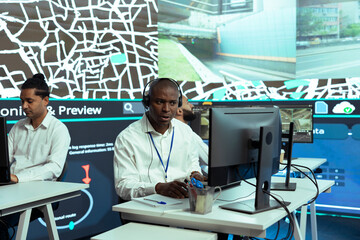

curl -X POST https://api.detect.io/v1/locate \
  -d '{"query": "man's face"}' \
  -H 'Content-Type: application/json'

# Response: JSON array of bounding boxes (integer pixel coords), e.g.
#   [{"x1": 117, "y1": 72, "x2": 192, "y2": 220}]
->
[
  {"x1": 181, "y1": 96, "x2": 196, "y2": 122},
  {"x1": 20, "y1": 88, "x2": 48, "y2": 121},
  {"x1": 148, "y1": 84, "x2": 179, "y2": 131},
  {"x1": 181, "y1": 96, "x2": 193, "y2": 113}
]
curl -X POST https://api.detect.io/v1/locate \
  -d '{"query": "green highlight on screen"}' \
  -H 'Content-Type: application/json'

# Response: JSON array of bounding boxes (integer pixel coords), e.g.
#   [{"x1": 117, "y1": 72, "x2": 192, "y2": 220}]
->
[
  {"x1": 110, "y1": 53, "x2": 127, "y2": 64},
  {"x1": 69, "y1": 221, "x2": 75, "y2": 230},
  {"x1": 290, "y1": 92, "x2": 305, "y2": 99},
  {"x1": 213, "y1": 88, "x2": 227, "y2": 100},
  {"x1": 251, "y1": 81, "x2": 262, "y2": 87},
  {"x1": 284, "y1": 80, "x2": 310, "y2": 89}
]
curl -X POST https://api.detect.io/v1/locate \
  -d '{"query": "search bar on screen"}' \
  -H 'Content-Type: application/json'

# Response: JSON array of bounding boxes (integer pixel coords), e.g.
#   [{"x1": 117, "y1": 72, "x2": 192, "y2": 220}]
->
[{"x1": 123, "y1": 102, "x2": 145, "y2": 115}]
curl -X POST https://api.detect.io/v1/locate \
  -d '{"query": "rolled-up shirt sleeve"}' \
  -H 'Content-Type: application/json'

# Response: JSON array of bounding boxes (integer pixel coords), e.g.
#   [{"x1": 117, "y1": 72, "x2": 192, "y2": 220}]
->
[{"x1": 113, "y1": 133, "x2": 156, "y2": 200}]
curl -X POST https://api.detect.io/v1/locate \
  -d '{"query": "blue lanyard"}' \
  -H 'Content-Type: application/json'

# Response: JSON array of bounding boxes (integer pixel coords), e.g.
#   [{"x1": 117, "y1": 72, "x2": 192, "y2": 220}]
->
[{"x1": 148, "y1": 128, "x2": 175, "y2": 181}]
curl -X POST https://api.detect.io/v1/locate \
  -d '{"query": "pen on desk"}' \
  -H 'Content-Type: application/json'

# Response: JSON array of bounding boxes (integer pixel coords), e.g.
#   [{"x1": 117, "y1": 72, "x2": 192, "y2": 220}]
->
[{"x1": 143, "y1": 198, "x2": 167, "y2": 205}]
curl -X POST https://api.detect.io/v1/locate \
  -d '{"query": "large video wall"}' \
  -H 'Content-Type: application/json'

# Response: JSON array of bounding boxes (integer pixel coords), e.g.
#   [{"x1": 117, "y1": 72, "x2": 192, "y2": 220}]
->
[{"x1": 1, "y1": 0, "x2": 360, "y2": 238}]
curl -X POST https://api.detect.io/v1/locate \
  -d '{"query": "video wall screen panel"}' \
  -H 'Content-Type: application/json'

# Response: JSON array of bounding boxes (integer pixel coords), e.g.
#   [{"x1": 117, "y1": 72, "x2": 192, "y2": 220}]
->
[
  {"x1": 158, "y1": 0, "x2": 360, "y2": 82},
  {"x1": 0, "y1": 0, "x2": 158, "y2": 99}
]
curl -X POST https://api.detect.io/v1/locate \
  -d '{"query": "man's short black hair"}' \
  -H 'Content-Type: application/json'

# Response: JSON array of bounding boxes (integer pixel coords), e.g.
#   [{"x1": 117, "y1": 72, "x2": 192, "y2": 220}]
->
[
  {"x1": 148, "y1": 78, "x2": 179, "y2": 97},
  {"x1": 21, "y1": 73, "x2": 50, "y2": 99}
]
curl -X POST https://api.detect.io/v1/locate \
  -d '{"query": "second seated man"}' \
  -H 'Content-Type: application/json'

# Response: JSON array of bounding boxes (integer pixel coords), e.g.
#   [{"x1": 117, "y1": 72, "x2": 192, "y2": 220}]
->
[
  {"x1": 9, "y1": 73, "x2": 71, "y2": 183},
  {"x1": 113, "y1": 78, "x2": 204, "y2": 201},
  {"x1": 175, "y1": 95, "x2": 209, "y2": 175}
]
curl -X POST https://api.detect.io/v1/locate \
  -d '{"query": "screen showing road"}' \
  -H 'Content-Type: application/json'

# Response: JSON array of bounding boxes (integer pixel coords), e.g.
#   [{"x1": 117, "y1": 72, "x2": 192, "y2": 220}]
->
[{"x1": 279, "y1": 105, "x2": 313, "y2": 143}]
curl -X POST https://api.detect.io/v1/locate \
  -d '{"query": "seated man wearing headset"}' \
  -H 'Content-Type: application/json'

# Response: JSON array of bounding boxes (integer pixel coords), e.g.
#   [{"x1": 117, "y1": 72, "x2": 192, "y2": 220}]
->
[{"x1": 113, "y1": 78, "x2": 204, "y2": 201}]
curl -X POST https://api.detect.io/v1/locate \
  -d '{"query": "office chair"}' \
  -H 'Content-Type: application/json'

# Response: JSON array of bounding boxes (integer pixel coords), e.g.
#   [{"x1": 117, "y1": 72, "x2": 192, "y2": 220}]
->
[
  {"x1": 52, "y1": 161, "x2": 68, "y2": 210},
  {"x1": 57, "y1": 161, "x2": 68, "y2": 182}
]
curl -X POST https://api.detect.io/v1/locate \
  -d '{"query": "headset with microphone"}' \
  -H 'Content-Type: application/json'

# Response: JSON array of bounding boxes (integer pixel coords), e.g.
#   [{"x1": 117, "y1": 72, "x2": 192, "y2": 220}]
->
[{"x1": 142, "y1": 78, "x2": 183, "y2": 110}]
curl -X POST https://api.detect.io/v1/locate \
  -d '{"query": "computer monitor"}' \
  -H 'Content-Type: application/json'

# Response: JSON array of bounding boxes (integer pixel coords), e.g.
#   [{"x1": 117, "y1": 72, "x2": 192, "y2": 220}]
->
[
  {"x1": 0, "y1": 116, "x2": 12, "y2": 184},
  {"x1": 208, "y1": 107, "x2": 284, "y2": 214},
  {"x1": 280, "y1": 105, "x2": 313, "y2": 143}
]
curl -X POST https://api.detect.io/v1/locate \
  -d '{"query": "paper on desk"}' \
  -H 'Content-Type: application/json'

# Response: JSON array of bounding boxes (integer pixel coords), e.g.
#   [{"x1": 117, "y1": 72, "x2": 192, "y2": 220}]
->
[{"x1": 132, "y1": 194, "x2": 182, "y2": 207}]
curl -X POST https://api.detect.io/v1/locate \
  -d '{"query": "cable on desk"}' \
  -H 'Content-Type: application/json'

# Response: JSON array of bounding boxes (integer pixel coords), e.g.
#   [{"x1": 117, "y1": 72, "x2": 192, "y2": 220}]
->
[
  {"x1": 234, "y1": 165, "x2": 297, "y2": 240},
  {"x1": 288, "y1": 163, "x2": 320, "y2": 206},
  {"x1": 215, "y1": 165, "x2": 255, "y2": 202},
  {"x1": 217, "y1": 190, "x2": 256, "y2": 203},
  {"x1": 268, "y1": 191, "x2": 287, "y2": 206},
  {"x1": 239, "y1": 177, "x2": 294, "y2": 240},
  {"x1": 235, "y1": 167, "x2": 294, "y2": 240}
]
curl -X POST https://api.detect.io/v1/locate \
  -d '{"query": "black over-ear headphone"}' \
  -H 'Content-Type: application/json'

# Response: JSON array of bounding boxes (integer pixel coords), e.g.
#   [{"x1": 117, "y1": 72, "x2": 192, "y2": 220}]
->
[{"x1": 142, "y1": 78, "x2": 183, "y2": 109}]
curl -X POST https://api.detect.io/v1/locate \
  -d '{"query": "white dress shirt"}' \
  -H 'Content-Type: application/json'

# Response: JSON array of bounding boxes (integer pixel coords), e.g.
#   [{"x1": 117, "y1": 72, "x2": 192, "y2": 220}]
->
[
  {"x1": 113, "y1": 114, "x2": 201, "y2": 200},
  {"x1": 191, "y1": 131, "x2": 209, "y2": 175},
  {"x1": 192, "y1": 131, "x2": 208, "y2": 165},
  {"x1": 8, "y1": 111, "x2": 71, "y2": 182}
]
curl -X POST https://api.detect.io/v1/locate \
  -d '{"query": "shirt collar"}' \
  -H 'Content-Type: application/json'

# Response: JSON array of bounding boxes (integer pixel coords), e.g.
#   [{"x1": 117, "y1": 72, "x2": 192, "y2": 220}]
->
[
  {"x1": 141, "y1": 113, "x2": 174, "y2": 135},
  {"x1": 24, "y1": 111, "x2": 52, "y2": 130}
]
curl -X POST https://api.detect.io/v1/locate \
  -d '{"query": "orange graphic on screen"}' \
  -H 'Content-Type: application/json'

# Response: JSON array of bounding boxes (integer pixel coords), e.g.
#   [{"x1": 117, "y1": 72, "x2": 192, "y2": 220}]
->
[{"x1": 82, "y1": 164, "x2": 91, "y2": 184}]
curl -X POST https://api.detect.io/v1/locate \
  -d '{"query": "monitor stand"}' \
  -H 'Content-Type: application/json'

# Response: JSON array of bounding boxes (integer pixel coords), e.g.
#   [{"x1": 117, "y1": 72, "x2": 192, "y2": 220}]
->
[
  {"x1": 220, "y1": 126, "x2": 290, "y2": 214},
  {"x1": 272, "y1": 122, "x2": 296, "y2": 191}
]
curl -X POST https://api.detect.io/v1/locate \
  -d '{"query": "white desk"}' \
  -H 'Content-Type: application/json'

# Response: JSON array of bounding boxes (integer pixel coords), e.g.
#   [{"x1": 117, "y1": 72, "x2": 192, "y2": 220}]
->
[
  {"x1": 280, "y1": 157, "x2": 327, "y2": 173},
  {"x1": 113, "y1": 177, "x2": 334, "y2": 240},
  {"x1": 0, "y1": 181, "x2": 88, "y2": 240}
]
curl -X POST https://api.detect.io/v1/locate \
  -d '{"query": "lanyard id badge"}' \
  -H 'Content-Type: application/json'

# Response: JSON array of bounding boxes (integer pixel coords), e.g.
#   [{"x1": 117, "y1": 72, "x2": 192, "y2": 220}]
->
[{"x1": 148, "y1": 128, "x2": 175, "y2": 182}]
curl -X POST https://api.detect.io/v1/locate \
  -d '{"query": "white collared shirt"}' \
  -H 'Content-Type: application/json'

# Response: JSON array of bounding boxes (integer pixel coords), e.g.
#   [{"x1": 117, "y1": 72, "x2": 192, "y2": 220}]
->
[
  {"x1": 8, "y1": 112, "x2": 71, "y2": 182},
  {"x1": 191, "y1": 130, "x2": 208, "y2": 165},
  {"x1": 113, "y1": 114, "x2": 201, "y2": 200}
]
